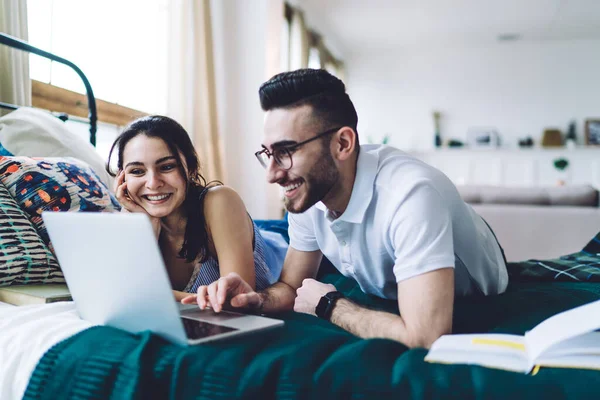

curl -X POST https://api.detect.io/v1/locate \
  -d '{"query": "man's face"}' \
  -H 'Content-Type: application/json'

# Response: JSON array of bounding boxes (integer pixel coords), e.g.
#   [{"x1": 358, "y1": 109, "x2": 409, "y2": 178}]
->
[{"x1": 262, "y1": 106, "x2": 339, "y2": 214}]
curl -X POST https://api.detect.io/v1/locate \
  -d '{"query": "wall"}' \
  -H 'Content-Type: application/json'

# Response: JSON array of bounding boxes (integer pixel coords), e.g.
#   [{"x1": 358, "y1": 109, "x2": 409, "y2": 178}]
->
[
  {"x1": 210, "y1": 0, "x2": 283, "y2": 219},
  {"x1": 346, "y1": 39, "x2": 600, "y2": 151},
  {"x1": 412, "y1": 148, "x2": 600, "y2": 188}
]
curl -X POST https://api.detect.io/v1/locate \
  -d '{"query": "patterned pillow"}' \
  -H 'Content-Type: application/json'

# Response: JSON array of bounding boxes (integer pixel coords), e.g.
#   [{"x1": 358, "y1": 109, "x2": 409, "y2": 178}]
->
[
  {"x1": 0, "y1": 156, "x2": 121, "y2": 245},
  {"x1": 0, "y1": 181, "x2": 64, "y2": 286}
]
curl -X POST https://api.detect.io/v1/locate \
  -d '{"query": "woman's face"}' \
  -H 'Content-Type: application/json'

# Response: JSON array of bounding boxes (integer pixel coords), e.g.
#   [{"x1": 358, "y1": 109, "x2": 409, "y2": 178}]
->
[{"x1": 122, "y1": 134, "x2": 188, "y2": 218}]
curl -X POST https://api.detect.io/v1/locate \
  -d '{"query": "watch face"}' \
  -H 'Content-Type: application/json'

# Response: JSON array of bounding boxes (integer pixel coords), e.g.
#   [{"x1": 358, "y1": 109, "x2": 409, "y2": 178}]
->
[{"x1": 316, "y1": 291, "x2": 343, "y2": 321}]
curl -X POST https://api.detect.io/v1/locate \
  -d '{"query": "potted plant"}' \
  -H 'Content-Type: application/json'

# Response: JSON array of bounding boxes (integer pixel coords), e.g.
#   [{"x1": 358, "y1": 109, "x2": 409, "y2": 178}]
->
[{"x1": 553, "y1": 157, "x2": 570, "y2": 186}]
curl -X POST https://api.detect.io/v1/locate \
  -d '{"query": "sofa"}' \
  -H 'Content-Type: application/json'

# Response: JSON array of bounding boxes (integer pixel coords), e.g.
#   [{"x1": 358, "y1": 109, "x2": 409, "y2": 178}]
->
[{"x1": 457, "y1": 184, "x2": 600, "y2": 262}]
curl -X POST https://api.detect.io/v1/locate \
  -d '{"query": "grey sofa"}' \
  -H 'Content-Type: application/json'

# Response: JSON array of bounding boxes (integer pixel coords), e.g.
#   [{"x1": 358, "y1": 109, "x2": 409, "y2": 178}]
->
[{"x1": 457, "y1": 185, "x2": 600, "y2": 262}]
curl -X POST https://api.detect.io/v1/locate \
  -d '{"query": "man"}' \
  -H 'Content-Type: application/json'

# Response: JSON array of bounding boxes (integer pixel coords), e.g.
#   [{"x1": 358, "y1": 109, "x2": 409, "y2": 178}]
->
[{"x1": 188, "y1": 69, "x2": 508, "y2": 348}]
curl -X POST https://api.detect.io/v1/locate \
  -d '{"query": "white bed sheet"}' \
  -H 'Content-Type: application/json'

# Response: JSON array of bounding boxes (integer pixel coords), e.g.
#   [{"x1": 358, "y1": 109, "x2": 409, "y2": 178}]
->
[
  {"x1": 0, "y1": 301, "x2": 92, "y2": 400},
  {"x1": 0, "y1": 301, "x2": 14, "y2": 310}
]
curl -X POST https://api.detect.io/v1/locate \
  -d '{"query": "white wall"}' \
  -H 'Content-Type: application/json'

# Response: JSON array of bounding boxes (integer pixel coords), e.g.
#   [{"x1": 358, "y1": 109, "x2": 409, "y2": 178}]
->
[
  {"x1": 346, "y1": 39, "x2": 600, "y2": 151},
  {"x1": 210, "y1": 0, "x2": 283, "y2": 219},
  {"x1": 412, "y1": 148, "x2": 600, "y2": 188}
]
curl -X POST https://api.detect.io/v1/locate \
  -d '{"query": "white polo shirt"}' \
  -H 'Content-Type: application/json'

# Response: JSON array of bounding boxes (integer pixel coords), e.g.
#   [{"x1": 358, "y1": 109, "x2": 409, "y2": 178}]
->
[{"x1": 289, "y1": 144, "x2": 508, "y2": 300}]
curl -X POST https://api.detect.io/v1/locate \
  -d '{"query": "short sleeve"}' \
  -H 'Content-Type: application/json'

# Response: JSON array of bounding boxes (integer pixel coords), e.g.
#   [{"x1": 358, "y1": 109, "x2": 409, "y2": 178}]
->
[
  {"x1": 288, "y1": 211, "x2": 320, "y2": 252},
  {"x1": 391, "y1": 183, "x2": 455, "y2": 283}
]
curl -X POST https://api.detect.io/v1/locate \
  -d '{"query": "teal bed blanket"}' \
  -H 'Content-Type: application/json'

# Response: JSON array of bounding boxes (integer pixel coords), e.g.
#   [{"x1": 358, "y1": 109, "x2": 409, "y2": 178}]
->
[
  {"x1": 23, "y1": 223, "x2": 600, "y2": 399},
  {"x1": 23, "y1": 276, "x2": 600, "y2": 400}
]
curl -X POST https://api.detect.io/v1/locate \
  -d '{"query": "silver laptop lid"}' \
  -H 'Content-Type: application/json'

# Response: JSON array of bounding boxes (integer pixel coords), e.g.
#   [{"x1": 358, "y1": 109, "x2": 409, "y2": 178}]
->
[{"x1": 42, "y1": 212, "x2": 188, "y2": 346}]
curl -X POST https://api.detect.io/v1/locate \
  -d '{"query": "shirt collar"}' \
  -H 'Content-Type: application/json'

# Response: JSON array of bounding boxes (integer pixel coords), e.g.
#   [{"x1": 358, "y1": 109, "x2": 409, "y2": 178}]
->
[{"x1": 315, "y1": 146, "x2": 379, "y2": 224}]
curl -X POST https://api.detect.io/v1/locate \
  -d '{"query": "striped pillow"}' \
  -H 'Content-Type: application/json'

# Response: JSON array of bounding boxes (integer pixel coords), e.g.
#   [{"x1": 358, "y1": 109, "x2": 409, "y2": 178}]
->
[{"x1": 0, "y1": 181, "x2": 64, "y2": 286}]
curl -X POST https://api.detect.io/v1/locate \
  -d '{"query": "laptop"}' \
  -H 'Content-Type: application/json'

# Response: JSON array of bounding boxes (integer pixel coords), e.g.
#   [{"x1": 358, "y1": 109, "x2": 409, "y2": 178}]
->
[{"x1": 42, "y1": 211, "x2": 283, "y2": 346}]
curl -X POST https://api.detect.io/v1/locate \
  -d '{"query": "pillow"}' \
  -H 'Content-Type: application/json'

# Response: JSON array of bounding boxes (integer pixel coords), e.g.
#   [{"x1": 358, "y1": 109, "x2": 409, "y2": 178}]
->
[
  {"x1": 0, "y1": 156, "x2": 121, "y2": 245},
  {"x1": 479, "y1": 186, "x2": 551, "y2": 206},
  {"x1": 0, "y1": 107, "x2": 112, "y2": 188},
  {"x1": 455, "y1": 185, "x2": 483, "y2": 204},
  {"x1": 0, "y1": 180, "x2": 64, "y2": 286},
  {"x1": 546, "y1": 185, "x2": 599, "y2": 207}
]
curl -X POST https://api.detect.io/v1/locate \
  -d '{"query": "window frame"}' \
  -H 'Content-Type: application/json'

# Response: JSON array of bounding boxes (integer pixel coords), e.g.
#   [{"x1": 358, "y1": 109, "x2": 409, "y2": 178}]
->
[{"x1": 31, "y1": 79, "x2": 147, "y2": 127}]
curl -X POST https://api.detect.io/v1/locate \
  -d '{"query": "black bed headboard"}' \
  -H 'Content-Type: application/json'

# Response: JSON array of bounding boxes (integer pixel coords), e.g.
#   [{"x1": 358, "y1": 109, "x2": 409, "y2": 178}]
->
[{"x1": 0, "y1": 32, "x2": 98, "y2": 146}]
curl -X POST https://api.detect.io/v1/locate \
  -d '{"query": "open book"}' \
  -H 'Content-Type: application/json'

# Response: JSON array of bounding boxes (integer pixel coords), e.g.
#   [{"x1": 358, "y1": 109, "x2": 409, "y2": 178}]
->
[{"x1": 425, "y1": 299, "x2": 600, "y2": 374}]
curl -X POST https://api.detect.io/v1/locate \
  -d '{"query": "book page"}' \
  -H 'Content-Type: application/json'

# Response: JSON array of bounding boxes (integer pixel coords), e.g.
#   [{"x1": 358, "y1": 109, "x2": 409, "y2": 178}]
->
[
  {"x1": 425, "y1": 334, "x2": 529, "y2": 373},
  {"x1": 535, "y1": 332, "x2": 600, "y2": 371},
  {"x1": 525, "y1": 299, "x2": 600, "y2": 366}
]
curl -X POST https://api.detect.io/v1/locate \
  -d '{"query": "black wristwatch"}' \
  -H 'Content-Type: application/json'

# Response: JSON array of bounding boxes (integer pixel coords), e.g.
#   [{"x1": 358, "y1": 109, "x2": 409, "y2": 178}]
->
[{"x1": 315, "y1": 291, "x2": 344, "y2": 321}]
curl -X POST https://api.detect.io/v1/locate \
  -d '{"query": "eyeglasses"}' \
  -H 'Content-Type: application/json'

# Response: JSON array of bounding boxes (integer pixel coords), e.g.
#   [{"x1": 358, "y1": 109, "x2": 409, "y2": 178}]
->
[{"x1": 255, "y1": 127, "x2": 342, "y2": 170}]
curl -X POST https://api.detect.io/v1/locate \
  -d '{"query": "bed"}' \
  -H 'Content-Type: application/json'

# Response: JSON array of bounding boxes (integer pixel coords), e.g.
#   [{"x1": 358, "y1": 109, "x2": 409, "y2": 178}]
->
[{"x1": 2, "y1": 32, "x2": 600, "y2": 400}]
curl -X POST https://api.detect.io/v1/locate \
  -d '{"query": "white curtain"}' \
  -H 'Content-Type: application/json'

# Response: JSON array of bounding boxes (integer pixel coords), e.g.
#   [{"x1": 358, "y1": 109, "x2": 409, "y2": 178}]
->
[
  {"x1": 289, "y1": 8, "x2": 309, "y2": 70},
  {"x1": 313, "y1": 34, "x2": 345, "y2": 80},
  {"x1": 0, "y1": 0, "x2": 31, "y2": 113},
  {"x1": 167, "y1": 0, "x2": 224, "y2": 182}
]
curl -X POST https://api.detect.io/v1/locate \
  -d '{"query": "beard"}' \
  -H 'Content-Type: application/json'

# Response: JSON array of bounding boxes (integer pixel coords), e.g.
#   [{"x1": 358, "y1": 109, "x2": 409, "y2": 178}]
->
[{"x1": 285, "y1": 147, "x2": 339, "y2": 214}]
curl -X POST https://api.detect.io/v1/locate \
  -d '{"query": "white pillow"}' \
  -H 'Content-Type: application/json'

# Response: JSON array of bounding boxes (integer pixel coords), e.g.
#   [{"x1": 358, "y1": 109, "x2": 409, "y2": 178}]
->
[{"x1": 0, "y1": 107, "x2": 112, "y2": 188}]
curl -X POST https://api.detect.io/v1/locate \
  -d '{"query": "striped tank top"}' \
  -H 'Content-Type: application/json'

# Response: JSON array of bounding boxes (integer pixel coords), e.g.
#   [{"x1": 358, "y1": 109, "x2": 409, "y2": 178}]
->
[{"x1": 183, "y1": 221, "x2": 283, "y2": 293}]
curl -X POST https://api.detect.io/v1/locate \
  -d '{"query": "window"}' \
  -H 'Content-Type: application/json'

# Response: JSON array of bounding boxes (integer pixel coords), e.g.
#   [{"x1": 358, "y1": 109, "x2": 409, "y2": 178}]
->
[
  {"x1": 26, "y1": 0, "x2": 169, "y2": 160},
  {"x1": 281, "y1": 3, "x2": 291, "y2": 71},
  {"x1": 307, "y1": 47, "x2": 321, "y2": 69},
  {"x1": 27, "y1": 0, "x2": 168, "y2": 115}
]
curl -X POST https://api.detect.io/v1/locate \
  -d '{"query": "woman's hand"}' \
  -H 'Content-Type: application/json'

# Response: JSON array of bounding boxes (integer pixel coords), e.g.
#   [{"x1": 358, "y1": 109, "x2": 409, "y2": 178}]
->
[
  {"x1": 114, "y1": 170, "x2": 161, "y2": 238},
  {"x1": 181, "y1": 272, "x2": 262, "y2": 313}
]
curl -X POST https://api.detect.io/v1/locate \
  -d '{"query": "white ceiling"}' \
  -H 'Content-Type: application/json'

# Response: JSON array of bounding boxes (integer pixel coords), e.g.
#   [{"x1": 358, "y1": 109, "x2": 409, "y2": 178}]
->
[{"x1": 296, "y1": 0, "x2": 600, "y2": 57}]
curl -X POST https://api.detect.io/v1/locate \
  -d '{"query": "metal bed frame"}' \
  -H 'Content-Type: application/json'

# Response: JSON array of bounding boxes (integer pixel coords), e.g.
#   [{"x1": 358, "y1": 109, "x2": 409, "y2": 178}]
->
[{"x1": 0, "y1": 32, "x2": 97, "y2": 146}]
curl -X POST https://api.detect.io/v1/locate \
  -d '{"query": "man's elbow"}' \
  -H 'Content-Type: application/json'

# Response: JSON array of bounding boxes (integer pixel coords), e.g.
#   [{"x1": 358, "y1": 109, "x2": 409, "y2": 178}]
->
[
  {"x1": 406, "y1": 334, "x2": 440, "y2": 349},
  {"x1": 404, "y1": 326, "x2": 451, "y2": 349}
]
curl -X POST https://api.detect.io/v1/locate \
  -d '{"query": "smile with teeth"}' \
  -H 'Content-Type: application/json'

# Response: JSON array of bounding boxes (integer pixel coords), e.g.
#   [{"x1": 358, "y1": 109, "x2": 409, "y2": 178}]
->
[
  {"x1": 143, "y1": 193, "x2": 172, "y2": 201},
  {"x1": 283, "y1": 181, "x2": 303, "y2": 193}
]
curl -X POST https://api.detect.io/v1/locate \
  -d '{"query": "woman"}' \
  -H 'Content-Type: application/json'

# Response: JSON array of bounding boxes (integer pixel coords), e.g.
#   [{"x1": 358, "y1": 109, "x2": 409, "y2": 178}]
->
[{"x1": 107, "y1": 115, "x2": 284, "y2": 302}]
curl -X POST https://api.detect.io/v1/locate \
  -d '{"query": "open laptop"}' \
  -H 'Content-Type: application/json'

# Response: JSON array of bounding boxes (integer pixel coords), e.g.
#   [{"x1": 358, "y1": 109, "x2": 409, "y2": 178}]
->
[{"x1": 42, "y1": 211, "x2": 283, "y2": 346}]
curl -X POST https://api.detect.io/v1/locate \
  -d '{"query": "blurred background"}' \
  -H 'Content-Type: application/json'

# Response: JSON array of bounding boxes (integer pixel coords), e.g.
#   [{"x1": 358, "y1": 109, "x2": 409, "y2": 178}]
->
[{"x1": 3, "y1": 0, "x2": 600, "y2": 222}]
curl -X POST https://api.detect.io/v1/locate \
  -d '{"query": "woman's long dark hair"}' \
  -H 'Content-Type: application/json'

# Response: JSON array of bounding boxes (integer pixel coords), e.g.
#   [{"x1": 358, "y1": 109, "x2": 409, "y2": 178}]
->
[{"x1": 107, "y1": 115, "x2": 220, "y2": 263}]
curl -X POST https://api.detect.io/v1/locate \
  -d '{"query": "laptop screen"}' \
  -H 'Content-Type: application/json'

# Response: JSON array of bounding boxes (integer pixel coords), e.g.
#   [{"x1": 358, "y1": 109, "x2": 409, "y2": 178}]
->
[{"x1": 181, "y1": 317, "x2": 238, "y2": 340}]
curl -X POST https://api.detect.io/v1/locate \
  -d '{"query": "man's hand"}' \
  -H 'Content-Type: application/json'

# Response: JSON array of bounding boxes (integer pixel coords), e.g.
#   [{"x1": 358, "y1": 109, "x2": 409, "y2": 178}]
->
[
  {"x1": 293, "y1": 279, "x2": 337, "y2": 316},
  {"x1": 181, "y1": 272, "x2": 262, "y2": 312},
  {"x1": 324, "y1": 268, "x2": 454, "y2": 348}
]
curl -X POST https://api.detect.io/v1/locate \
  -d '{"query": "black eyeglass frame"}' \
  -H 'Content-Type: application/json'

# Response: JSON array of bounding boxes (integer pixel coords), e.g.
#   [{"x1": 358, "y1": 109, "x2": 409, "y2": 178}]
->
[{"x1": 255, "y1": 126, "x2": 343, "y2": 170}]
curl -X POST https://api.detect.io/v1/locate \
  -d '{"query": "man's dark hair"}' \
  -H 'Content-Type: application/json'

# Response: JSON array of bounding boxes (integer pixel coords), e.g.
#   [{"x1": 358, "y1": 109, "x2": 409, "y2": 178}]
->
[{"x1": 259, "y1": 69, "x2": 359, "y2": 140}]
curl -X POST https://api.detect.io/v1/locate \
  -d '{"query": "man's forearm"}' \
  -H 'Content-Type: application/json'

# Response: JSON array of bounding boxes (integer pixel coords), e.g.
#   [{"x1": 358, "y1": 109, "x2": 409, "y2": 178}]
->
[
  {"x1": 258, "y1": 281, "x2": 297, "y2": 313},
  {"x1": 330, "y1": 298, "x2": 431, "y2": 348}
]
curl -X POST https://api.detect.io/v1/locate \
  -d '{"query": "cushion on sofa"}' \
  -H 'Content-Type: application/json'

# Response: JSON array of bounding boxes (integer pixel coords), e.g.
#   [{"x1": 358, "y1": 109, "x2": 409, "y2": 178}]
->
[
  {"x1": 479, "y1": 185, "x2": 550, "y2": 205},
  {"x1": 0, "y1": 181, "x2": 63, "y2": 287},
  {"x1": 455, "y1": 185, "x2": 482, "y2": 204},
  {"x1": 458, "y1": 184, "x2": 599, "y2": 207},
  {"x1": 546, "y1": 185, "x2": 599, "y2": 207},
  {"x1": 0, "y1": 107, "x2": 112, "y2": 187},
  {"x1": 0, "y1": 156, "x2": 121, "y2": 245}
]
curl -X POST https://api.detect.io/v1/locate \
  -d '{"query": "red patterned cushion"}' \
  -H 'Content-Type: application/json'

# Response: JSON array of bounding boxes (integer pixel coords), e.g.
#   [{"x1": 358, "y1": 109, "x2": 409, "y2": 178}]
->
[{"x1": 0, "y1": 156, "x2": 121, "y2": 245}]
